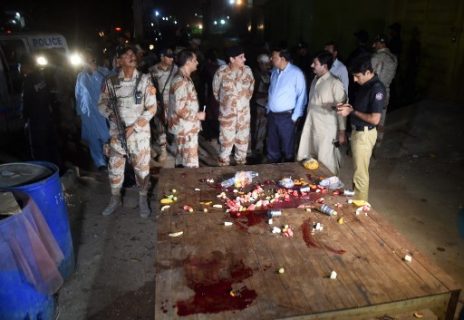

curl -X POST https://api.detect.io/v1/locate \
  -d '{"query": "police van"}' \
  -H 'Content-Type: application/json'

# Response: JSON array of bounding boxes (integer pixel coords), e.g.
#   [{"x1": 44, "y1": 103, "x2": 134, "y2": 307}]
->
[
  {"x1": 0, "y1": 33, "x2": 83, "y2": 70},
  {"x1": 0, "y1": 33, "x2": 81, "y2": 133}
]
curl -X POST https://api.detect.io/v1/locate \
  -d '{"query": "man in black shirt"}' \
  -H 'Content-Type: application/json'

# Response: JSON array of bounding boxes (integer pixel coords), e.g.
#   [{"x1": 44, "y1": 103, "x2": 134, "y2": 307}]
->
[{"x1": 337, "y1": 54, "x2": 386, "y2": 201}]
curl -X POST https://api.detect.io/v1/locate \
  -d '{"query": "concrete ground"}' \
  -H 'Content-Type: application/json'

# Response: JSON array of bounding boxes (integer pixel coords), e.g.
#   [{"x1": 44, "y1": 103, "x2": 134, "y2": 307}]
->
[{"x1": 56, "y1": 99, "x2": 464, "y2": 319}]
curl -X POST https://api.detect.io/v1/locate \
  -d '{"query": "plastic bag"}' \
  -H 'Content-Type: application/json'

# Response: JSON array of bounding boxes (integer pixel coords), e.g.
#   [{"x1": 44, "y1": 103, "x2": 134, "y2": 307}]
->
[
  {"x1": 221, "y1": 171, "x2": 259, "y2": 188},
  {"x1": 319, "y1": 176, "x2": 344, "y2": 190}
]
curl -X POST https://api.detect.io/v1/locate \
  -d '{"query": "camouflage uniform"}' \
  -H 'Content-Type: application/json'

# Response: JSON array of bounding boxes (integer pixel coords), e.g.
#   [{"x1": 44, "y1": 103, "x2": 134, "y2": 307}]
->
[
  {"x1": 149, "y1": 63, "x2": 178, "y2": 151},
  {"x1": 98, "y1": 69, "x2": 157, "y2": 195},
  {"x1": 371, "y1": 48, "x2": 398, "y2": 143},
  {"x1": 168, "y1": 70, "x2": 201, "y2": 168},
  {"x1": 213, "y1": 65, "x2": 254, "y2": 165}
]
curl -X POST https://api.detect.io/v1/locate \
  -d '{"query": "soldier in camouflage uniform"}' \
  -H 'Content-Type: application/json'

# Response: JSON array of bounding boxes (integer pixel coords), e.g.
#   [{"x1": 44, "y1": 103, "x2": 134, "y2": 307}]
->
[
  {"x1": 98, "y1": 46, "x2": 157, "y2": 218},
  {"x1": 371, "y1": 34, "x2": 398, "y2": 145},
  {"x1": 213, "y1": 46, "x2": 254, "y2": 166},
  {"x1": 167, "y1": 49, "x2": 205, "y2": 168},
  {"x1": 148, "y1": 48, "x2": 178, "y2": 162}
]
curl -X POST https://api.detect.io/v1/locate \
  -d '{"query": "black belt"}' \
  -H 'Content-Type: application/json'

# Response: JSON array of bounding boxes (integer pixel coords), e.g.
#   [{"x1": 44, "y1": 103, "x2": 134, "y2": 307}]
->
[
  {"x1": 270, "y1": 109, "x2": 293, "y2": 115},
  {"x1": 352, "y1": 125, "x2": 375, "y2": 131}
]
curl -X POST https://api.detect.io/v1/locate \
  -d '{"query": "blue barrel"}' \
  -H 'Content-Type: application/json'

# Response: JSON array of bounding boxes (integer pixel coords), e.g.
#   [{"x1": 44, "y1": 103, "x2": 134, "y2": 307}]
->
[
  {"x1": 0, "y1": 162, "x2": 75, "y2": 279},
  {"x1": 0, "y1": 192, "x2": 56, "y2": 320}
]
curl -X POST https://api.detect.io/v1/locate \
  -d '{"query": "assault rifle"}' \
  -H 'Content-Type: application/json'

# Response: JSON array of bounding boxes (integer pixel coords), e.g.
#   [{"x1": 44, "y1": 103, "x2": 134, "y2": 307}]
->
[
  {"x1": 105, "y1": 78, "x2": 133, "y2": 164},
  {"x1": 150, "y1": 65, "x2": 175, "y2": 122}
]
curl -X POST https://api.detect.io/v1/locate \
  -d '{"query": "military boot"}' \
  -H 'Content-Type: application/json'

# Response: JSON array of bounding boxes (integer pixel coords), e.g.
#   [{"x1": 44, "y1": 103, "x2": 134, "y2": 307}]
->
[
  {"x1": 139, "y1": 194, "x2": 151, "y2": 218},
  {"x1": 102, "y1": 195, "x2": 121, "y2": 216}
]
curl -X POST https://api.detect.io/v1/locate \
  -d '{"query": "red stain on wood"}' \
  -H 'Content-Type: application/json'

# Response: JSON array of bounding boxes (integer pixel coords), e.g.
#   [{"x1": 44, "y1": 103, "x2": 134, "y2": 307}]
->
[
  {"x1": 176, "y1": 252, "x2": 257, "y2": 316},
  {"x1": 301, "y1": 219, "x2": 346, "y2": 255}
]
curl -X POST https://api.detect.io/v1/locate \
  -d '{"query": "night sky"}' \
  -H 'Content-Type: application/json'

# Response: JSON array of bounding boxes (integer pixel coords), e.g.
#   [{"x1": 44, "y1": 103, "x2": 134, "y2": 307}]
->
[{"x1": 2, "y1": 0, "x2": 203, "y2": 38}]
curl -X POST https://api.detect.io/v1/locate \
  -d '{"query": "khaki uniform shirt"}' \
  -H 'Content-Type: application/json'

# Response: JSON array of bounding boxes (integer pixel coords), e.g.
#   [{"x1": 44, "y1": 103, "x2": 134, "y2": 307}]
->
[
  {"x1": 372, "y1": 48, "x2": 398, "y2": 89},
  {"x1": 212, "y1": 65, "x2": 254, "y2": 118},
  {"x1": 168, "y1": 70, "x2": 201, "y2": 136},
  {"x1": 149, "y1": 63, "x2": 178, "y2": 107},
  {"x1": 98, "y1": 69, "x2": 157, "y2": 152}
]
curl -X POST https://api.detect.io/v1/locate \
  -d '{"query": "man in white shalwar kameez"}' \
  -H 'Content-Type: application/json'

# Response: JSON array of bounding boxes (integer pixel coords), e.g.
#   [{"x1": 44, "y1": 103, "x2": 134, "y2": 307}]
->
[{"x1": 297, "y1": 51, "x2": 346, "y2": 175}]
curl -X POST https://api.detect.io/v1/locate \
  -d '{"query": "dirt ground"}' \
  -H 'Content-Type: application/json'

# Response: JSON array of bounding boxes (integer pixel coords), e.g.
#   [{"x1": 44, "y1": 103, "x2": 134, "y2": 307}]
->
[{"x1": 56, "y1": 99, "x2": 464, "y2": 319}]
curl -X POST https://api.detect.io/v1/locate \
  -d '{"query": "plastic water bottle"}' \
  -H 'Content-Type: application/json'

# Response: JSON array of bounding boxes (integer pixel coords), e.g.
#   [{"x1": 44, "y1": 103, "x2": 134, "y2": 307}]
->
[
  {"x1": 319, "y1": 204, "x2": 337, "y2": 216},
  {"x1": 221, "y1": 177, "x2": 236, "y2": 188},
  {"x1": 267, "y1": 210, "x2": 282, "y2": 217}
]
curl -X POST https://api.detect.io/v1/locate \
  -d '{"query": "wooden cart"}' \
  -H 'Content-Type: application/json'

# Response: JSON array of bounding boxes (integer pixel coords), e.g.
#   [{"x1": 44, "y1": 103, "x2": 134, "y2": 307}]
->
[{"x1": 154, "y1": 163, "x2": 460, "y2": 319}]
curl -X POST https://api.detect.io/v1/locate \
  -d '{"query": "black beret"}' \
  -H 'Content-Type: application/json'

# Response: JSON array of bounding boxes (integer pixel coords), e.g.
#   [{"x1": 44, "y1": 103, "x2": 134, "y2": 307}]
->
[
  {"x1": 116, "y1": 45, "x2": 135, "y2": 58},
  {"x1": 159, "y1": 48, "x2": 175, "y2": 58},
  {"x1": 226, "y1": 46, "x2": 245, "y2": 59}
]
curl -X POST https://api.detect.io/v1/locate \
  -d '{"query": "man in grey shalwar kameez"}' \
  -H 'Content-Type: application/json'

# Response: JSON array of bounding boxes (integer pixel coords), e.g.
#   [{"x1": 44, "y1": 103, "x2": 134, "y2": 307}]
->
[{"x1": 297, "y1": 51, "x2": 346, "y2": 175}]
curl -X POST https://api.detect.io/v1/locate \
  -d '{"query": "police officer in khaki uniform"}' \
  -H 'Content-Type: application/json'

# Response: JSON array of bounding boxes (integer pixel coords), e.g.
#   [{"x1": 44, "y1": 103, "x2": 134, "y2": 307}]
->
[
  {"x1": 149, "y1": 48, "x2": 178, "y2": 162},
  {"x1": 213, "y1": 46, "x2": 254, "y2": 166},
  {"x1": 371, "y1": 34, "x2": 398, "y2": 145},
  {"x1": 98, "y1": 46, "x2": 157, "y2": 217},
  {"x1": 337, "y1": 54, "x2": 385, "y2": 201},
  {"x1": 167, "y1": 49, "x2": 205, "y2": 168}
]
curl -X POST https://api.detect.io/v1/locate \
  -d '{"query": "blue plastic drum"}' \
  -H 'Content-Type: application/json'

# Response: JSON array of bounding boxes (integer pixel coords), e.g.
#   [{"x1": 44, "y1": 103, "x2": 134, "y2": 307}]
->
[
  {"x1": 0, "y1": 162, "x2": 75, "y2": 279},
  {"x1": 0, "y1": 192, "x2": 56, "y2": 320}
]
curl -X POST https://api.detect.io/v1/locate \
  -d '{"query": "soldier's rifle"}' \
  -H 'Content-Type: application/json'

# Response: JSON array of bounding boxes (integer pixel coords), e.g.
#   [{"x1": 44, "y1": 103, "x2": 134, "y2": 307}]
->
[{"x1": 105, "y1": 78, "x2": 133, "y2": 165}]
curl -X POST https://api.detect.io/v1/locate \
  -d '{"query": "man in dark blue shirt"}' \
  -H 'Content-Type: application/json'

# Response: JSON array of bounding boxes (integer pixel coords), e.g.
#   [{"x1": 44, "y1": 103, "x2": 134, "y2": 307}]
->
[{"x1": 337, "y1": 54, "x2": 385, "y2": 201}]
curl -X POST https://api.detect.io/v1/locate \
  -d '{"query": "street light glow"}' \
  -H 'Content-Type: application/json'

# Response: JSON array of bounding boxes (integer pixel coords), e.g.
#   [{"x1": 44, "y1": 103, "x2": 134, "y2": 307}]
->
[
  {"x1": 229, "y1": 0, "x2": 235, "y2": 4},
  {"x1": 220, "y1": 19, "x2": 226, "y2": 25},
  {"x1": 155, "y1": 10, "x2": 159, "y2": 17}
]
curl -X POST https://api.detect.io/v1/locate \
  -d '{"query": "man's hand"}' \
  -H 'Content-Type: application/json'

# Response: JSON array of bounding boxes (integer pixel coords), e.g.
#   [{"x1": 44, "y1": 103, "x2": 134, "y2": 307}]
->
[
  {"x1": 196, "y1": 111, "x2": 206, "y2": 121},
  {"x1": 125, "y1": 125, "x2": 135, "y2": 138},
  {"x1": 336, "y1": 103, "x2": 353, "y2": 117}
]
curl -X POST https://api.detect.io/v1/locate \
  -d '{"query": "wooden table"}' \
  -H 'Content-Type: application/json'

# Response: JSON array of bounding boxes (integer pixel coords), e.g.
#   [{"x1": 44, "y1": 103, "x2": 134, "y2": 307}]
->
[{"x1": 154, "y1": 163, "x2": 460, "y2": 319}]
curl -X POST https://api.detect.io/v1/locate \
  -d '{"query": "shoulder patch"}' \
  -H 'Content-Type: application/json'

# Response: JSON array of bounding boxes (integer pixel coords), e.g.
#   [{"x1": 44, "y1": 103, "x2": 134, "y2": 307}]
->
[{"x1": 375, "y1": 92, "x2": 384, "y2": 101}]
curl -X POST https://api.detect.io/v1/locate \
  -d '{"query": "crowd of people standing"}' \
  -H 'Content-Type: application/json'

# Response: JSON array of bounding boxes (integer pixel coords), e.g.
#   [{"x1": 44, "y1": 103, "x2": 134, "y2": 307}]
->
[{"x1": 69, "y1": 28, "x2": 399, "y2": 217}]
